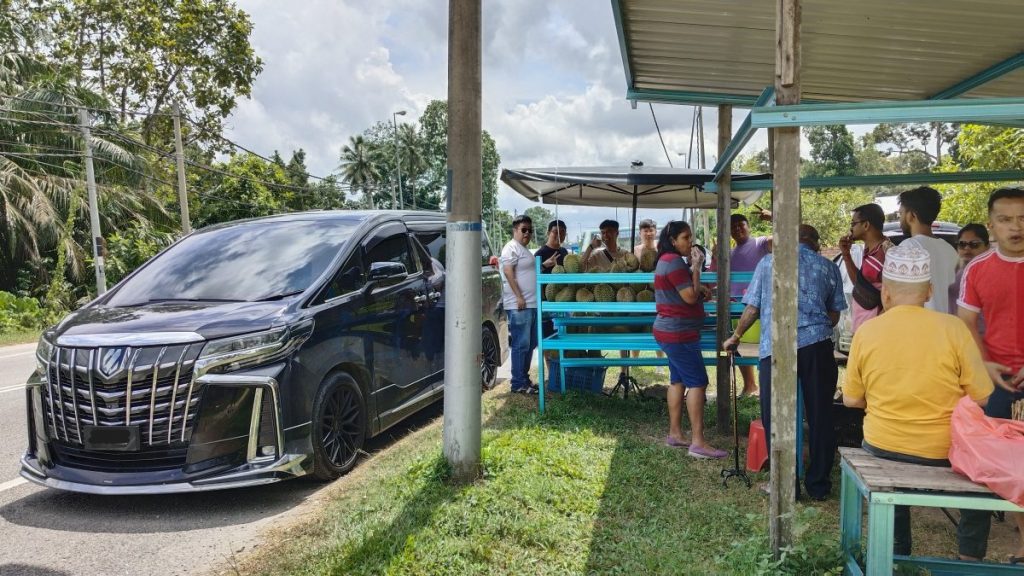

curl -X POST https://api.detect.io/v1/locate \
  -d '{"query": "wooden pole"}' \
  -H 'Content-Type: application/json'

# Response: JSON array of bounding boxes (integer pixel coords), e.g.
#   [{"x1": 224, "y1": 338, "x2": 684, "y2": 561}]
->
[
  {"x1": 770, "y1": 0, "x2": 801, "y2": 557},
  {"x1": 443, "y1": 0, "x2": 482, "y2": 483},
  {"x1": 716, "y1": 104, "x2": 733, "y2": 435}
]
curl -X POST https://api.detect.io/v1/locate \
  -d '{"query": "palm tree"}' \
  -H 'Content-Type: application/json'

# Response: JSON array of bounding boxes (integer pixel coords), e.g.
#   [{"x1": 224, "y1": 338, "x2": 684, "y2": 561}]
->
[
  {"x1": 338, "y1": 135, "x2": 380, "y2": 209},
  {"x1": 397, "y1": 123, "x2": 428, "y2": 210}
]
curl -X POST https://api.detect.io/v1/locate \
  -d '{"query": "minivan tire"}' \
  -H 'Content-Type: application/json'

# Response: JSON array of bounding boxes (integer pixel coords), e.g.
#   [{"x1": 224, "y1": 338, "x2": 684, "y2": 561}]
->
[
  {"x1": 310, "y1": 371, "x2": 367, "y2": 480},
  {"x1": 481, "y1": 327, "x2": 499, "y2": 391}
]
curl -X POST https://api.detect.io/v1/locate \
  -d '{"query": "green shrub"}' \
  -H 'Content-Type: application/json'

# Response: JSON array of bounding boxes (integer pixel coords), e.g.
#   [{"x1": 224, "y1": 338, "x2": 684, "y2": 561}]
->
[{"x1": 0, "y1": 291, "x2": 50, "y2": 333}]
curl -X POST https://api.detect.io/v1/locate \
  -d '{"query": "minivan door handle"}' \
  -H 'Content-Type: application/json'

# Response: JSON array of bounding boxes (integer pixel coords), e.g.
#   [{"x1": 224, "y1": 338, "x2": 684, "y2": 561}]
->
[
  {"x1": 429, "y1": 291, "x2": 442, "y2": 301},
  {"x1": 413, "y1": 294, "x2": 428, "y2": 304}
]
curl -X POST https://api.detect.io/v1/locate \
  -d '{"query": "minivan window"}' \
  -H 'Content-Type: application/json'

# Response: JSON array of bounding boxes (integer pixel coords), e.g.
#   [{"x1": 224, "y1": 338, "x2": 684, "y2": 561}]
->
[
  {"x1": 414, "y1": 230, "x2": 493, "y2": 267},
  {"x1": 365, "y1": 233, "x2": 418, "y2": 275},
  {"x1": 106, "y1": 220, "x2": 358, "y2": 306}
]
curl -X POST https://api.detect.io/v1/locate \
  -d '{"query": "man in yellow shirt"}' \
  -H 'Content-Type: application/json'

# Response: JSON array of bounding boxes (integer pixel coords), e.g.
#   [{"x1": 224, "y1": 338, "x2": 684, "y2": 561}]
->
[{"x1": 843, "y1": 244, "x2": 993, "y2": 560}]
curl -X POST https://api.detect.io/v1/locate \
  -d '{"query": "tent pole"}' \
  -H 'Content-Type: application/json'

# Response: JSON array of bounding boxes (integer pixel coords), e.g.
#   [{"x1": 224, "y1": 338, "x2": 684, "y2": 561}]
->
[
  {"x1": 716, "y1": 104, "x2": 733, "y2": 437},
  {"x1": 630, "y1": 187, "x2": 638, "y2": 252}
]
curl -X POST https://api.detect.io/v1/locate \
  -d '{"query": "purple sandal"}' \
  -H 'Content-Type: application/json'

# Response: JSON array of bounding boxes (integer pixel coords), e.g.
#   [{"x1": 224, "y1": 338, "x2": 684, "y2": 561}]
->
[
  {"x1": 687, "y1": 445, "x2": 728, "y2": 460},
  {"x1": 664, "y1": 436, "x2": 690, "y2": 448}
]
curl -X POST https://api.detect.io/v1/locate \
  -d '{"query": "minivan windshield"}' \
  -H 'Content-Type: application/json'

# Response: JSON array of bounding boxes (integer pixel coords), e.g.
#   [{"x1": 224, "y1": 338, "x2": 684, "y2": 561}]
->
[{"x1": 106, "y1": 219, "x2": 358, "y2": 306}]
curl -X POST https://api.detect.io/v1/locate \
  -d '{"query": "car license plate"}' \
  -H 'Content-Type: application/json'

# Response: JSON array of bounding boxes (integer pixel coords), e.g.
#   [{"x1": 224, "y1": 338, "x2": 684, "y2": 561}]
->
[{"x1": 83, "y1": 425, "x2": 140, "y2": 452}]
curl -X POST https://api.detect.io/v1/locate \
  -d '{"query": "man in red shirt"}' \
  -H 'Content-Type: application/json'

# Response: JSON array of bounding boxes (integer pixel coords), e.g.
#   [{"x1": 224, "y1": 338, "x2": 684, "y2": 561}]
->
[
  {"x1": 839, "y1": 203, "x2": 893, "y2": 332},
  {"x1": 957, "y1": 186, "x2": 1024, "y2": 562}
]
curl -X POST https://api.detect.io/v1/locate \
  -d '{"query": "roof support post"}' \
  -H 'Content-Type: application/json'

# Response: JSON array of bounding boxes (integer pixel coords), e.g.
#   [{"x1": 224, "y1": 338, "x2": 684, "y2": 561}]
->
[
  {"x1": 716, "y1": 104, "x2": 733, "y2": 436},
  {"x1": 712, "y1": 87, "x2": 775, "y2": 181},
  {"x1": 770, "y1": 0, "x2": 800, "y2": 558}
]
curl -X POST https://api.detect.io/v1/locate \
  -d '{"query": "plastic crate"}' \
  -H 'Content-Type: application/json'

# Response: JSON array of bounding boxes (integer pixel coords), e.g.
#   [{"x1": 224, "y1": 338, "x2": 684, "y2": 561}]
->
[{"x1": 545, "y1": 358, "x2": 605, "y2": 394}]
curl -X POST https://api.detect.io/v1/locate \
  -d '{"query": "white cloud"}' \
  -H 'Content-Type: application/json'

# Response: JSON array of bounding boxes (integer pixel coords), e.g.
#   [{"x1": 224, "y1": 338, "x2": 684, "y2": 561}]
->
[{"x1": 227, "y1": 0, "x2": 770, "y2": 237}]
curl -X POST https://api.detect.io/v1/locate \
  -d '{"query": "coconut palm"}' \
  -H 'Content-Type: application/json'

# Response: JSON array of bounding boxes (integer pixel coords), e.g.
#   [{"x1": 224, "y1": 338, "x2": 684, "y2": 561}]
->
[
  {"x1": 338, "y1": 135, "x2": 381, "y2": 209},
  {"x1": 397, "y1": 122, "x2": 428, "y2": 210}
]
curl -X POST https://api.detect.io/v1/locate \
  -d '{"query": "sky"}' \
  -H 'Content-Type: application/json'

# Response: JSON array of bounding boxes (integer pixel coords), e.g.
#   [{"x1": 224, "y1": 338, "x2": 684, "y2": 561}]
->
[{"x1": 224, "y1": 0, "x2": 773, "y2": 244}]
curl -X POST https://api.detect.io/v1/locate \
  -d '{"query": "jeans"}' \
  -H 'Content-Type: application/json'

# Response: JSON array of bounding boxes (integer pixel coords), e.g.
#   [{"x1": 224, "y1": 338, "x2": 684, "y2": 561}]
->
[
  {"x1": 507, "y1": 308, "x2": 537, "y2": 391},
  {"x1": 862, "y1": 441, "x2": 989, "y2": 559},
  {"x1": 759, "y1": 339, "x2": 838, "y2": 499}
]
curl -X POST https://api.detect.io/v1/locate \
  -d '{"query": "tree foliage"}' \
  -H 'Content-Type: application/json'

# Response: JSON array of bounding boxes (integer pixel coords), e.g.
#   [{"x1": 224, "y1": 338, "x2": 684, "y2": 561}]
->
[
  {"x1": 36, "y1": 0, "x2": 264, "y2": 144},
  {"x1": 937, "y1": 125, "x2": 1024, "y2": 225}
]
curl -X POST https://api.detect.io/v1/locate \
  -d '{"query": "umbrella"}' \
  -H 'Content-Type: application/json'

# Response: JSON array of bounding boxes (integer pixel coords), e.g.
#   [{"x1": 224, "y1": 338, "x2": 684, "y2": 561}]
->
[{"x1": 500, "y1": 164, "x2": 771, "y2": 249}]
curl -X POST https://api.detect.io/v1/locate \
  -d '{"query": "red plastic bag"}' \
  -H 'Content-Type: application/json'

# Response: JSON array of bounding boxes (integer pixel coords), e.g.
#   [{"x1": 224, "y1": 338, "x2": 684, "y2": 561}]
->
[{"x1": 949, "y1": 396, "x2": 1024, "y2": 507}]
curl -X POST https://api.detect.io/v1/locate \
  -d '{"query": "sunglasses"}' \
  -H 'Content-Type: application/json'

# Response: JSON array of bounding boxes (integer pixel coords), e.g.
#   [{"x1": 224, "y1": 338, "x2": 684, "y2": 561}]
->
[
  {"x1": 957, "y1": 240, "x2": 984, "y2": 249},
  {"x1": 519, "y1": 228, "x2": 533, "y2": 234}
]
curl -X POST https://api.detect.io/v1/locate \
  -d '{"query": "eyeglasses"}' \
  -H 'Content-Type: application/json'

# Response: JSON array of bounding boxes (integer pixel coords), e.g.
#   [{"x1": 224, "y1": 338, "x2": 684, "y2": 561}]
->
[
  {"x1": 519, "y1": 228, "x2": 533, "y2": 234},
  {"x1": 850, "y1": 220, "x2": 866, "y2": 227},
  {"x1": 958, "y1": 240, "x2": 984, "y2": 249}
]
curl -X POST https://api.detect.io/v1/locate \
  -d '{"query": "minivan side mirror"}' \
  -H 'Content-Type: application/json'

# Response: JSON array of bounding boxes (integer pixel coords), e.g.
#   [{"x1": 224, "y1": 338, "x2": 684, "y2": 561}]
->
[{"x1": 367, "y1": 261, "x2": 408, "y2": 285}]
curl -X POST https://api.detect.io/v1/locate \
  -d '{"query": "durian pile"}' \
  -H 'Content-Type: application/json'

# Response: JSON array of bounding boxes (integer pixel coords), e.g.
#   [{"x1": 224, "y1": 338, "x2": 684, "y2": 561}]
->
[{"x1": 544, "y1": 247, "x2": 658, "y2": 303}]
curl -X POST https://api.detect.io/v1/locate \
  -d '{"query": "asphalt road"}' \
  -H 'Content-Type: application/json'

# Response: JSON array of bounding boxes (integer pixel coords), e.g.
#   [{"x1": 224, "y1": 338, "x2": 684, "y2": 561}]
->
[{"x1": 0, "y1": 341, "x2": 452, "y2": 576}]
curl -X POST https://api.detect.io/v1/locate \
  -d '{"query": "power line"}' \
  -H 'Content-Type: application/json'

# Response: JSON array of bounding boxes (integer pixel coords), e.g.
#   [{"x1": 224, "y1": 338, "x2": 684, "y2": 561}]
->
[
  {"x1": 0, "y1": 92, "x2": 175, "y2": 118},
  {"x1": 180, "y1": 113, "x2": 336, "y2": 182}
]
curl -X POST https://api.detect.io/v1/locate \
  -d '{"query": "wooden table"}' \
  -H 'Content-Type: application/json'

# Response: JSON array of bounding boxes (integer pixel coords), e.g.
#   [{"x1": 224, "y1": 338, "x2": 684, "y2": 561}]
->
[{"x1": 839, "y1": 447, "x2": 1024, "y2": 575}]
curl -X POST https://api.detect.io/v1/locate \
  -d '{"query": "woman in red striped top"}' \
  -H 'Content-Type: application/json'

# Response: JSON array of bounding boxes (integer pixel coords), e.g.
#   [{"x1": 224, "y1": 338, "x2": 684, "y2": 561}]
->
[{"x1": 654, "y1": 221, "x2": 727, "y2": 460}]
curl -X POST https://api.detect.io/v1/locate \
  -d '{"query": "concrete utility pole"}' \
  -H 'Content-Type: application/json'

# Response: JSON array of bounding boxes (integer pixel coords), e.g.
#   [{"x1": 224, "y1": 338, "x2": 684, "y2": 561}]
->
[
  {"x1": 393, "y1": 110, "x2": 407, "y2": 210},
  {"x1": 443, "y1": 0, "x2": 482, "y2": 483},
  {"x1": 716, "y1": 104, "x2": 733, "y2": 435},
  {"x1": 78, "y1": 108, "x2": 107, "y2": 295},
  {"x1": 769, "y1": 0, "x2": 801, "y2": 558},
  {"x1": 172, "y1": 104, "x2": 192, "y2": 234}
]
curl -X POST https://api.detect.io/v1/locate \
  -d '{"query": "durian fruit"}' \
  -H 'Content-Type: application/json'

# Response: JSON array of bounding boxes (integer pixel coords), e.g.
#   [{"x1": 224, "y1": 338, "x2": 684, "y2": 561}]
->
[
  {"x1": 636, "y1": 289, "x2": 655, "y2": 302},
  {"x1": 639, "y1": 247, "x2": 658, "y2": 272},
  {"x1": 632, "y1": 283, "x2": 648, "y2": 293},
  {"x1": 622, "y1": 252, "x2": 640, "y2": 272},
  {"x1": 616, "y1": 286, "x2": 636, "y2": 302},
  {"x1": 555, "y1": 286, "x2": 575, "y2": 302},
  {"x1": 575, "y1": 287, "x2": 594, "y2": 302},
  {"x1": 544, "y1": 283, "x2": 561, "y2": 301},
  {"x1": 552, "y1": 264, "x2": 566, "y2": 274},
  {"x1": 562, "y1": 254, "x2": 581, "y2": 273},
  {"x1": 593, "y1": 284, "x2": 616, "y2": 302},
  {"x1": 610, "y1": 260, "x2": 627, "y2": 273}
]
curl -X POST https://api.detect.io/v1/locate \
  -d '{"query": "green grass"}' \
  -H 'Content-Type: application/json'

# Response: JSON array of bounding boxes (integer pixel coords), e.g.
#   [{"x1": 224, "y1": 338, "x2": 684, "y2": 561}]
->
[
  {"x1": 0, "y1": 328, "x2": 41, "y2": 346},
  {"x1": 238, "y1": 386, "x2": 844, "y2": 576}
]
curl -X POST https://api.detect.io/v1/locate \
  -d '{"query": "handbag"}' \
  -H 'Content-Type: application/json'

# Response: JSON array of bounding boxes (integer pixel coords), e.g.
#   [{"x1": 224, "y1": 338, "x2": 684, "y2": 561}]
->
[{"x1": 851, "y1": 268, "x2": 882, "y2": 310}]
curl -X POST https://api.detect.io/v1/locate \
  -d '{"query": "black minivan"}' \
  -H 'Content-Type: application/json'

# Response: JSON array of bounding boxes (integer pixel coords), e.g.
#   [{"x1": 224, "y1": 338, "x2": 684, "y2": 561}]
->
[{"x1": 21, "y1": 211, "x2": 507, "y2": 494}]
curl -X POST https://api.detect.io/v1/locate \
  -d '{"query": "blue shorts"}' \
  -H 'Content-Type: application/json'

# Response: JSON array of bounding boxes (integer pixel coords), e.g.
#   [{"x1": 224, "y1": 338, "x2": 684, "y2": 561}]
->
[{"x1": 657, "y1": 340, "x2": 709, "y2": 388}]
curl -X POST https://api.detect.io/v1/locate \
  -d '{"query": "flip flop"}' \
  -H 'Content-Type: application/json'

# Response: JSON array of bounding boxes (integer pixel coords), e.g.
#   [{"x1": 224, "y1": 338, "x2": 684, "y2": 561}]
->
[{"x1": 664, "y1": 436, "x2": 690, "y2": 448}]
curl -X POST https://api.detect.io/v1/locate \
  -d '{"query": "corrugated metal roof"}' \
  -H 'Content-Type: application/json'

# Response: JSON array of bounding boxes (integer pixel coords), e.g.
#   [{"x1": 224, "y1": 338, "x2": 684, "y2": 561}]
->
[{"x1": 617, "y1": 0, "x2": 1024, "y2": 104}]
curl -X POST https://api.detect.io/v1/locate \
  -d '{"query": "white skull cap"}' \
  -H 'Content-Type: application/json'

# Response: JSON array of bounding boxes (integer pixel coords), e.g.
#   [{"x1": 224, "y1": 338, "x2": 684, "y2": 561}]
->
[{"x1": 884, "y1": 243, "x2": 931, "y2": 283}]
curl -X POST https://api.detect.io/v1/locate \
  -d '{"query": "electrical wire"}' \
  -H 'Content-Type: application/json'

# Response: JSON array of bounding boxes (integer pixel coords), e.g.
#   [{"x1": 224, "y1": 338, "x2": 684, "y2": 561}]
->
[{"x1": 0, "y1": 92, "x2": 175, "y2": 118}]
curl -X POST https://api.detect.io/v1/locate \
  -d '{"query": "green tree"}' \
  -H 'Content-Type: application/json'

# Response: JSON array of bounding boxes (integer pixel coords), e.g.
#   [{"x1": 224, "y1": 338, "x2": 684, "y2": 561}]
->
[
  {"x1": 523, "y1": 206, "x2": 554, "y2": 249},
  {"x1": 937, "y1": 125, "x2": 1024, "y2": 225},
  {"x1": 39, "y1": 0, "x2": 264, "y2": 144},
  {"x1": 804, "y1": 125, "x2": 857, "y2": 177},
  {"x1": 870, "y1": 122, "x2": 959, "y2": 170},
  {"x1": 193, "y1": 153, "x2": 286, "y2": 226},
  {"x1": 338, "y1": 135, "x2": 380, "y2": 209}
]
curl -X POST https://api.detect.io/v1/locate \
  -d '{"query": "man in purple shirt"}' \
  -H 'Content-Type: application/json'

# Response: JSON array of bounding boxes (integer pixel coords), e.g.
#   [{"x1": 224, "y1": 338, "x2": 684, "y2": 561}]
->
[{"x1": 726, "y1": 213, "x2": 772, "y2": 395}]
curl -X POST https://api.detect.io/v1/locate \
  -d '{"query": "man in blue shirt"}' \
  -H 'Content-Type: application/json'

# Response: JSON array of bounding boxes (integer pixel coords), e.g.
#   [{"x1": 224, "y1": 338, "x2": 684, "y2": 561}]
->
[{"x1": 723, "y1": 224, "x2": 846, "y2": 500}]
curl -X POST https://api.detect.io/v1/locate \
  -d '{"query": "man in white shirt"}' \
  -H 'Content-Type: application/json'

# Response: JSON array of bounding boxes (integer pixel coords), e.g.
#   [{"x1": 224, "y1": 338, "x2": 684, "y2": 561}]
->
[
  {"x1": 897, "y1": 186, "x2": 958, "y2": 313},
  {"x1": 500, "y1": 215, "x2": 539, "y2": 394}
]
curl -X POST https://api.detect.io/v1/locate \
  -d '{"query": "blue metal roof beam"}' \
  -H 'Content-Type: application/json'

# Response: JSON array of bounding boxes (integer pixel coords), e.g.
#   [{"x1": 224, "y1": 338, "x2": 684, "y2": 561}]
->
[
  {"x1": 705, "y1": 169, "x2": 1024, "y2": 193},
  {"x1": 930, "y1": 52, "x2": 1024, "y2": 100},
  {"x1": 749, "y1": 97, "x2": 1024, "y2": 128},
  {"x1": 626, "y1": 88, "x2": 763, "y2": 107},
  {"x1": 712, "y1": 87, "x2": 775, "y2": 182},
  {"x1": 611, "y1": 0, "x2": 634, "y2": 93}
]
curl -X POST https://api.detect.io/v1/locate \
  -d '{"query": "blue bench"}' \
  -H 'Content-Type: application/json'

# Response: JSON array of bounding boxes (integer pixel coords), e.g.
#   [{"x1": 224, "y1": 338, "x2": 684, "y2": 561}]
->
[{"x1": 840, "y1": 447, "x2": 1024, "y2": 575}]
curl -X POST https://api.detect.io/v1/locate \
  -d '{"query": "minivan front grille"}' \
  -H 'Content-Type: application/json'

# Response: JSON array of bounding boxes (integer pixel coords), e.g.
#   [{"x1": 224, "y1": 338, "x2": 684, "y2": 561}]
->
[{"x1": 43, "y1": 343, "x2": 205, "y2": 449}]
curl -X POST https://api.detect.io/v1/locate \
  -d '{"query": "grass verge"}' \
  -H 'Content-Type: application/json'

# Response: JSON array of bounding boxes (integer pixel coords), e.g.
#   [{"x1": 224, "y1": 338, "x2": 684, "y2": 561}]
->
[
  {"x1": 0, "y1": 329, "x2": 41, "y2": 346},
  {"x1": 235, "y1": 385, "x2": 844, "y2": 576}
]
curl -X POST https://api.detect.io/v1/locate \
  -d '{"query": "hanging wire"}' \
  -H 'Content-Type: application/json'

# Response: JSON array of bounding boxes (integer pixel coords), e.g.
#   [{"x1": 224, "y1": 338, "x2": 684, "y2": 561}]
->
[{"x1": 649, "y1": 103, "x2": 673, "y2": 168}]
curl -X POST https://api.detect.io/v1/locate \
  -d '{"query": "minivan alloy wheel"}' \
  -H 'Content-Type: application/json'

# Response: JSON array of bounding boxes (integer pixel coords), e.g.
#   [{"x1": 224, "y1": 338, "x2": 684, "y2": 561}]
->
[
  {"x1": 311, "y1": 372, "x2": 366, "y2": 480},
  {"x1": 481, "y1": 327, "x2": 499, "y2": 391}
]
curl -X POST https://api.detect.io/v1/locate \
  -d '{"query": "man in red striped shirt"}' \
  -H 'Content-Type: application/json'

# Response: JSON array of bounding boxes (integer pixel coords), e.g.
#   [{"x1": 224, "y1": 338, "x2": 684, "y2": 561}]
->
[{"x1": 838, "y1": 203, "x2": 893, "y2": 332}]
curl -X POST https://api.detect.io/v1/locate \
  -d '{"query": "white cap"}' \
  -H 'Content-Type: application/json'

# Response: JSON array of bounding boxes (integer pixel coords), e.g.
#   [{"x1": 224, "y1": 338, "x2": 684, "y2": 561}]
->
[{"x1": 884, "y1": 244, "x2": 931, "y2": 283}]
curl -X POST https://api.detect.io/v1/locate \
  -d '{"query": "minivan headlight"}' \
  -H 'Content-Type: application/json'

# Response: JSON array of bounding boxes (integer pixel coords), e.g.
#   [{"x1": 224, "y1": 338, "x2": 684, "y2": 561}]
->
[
  {"x1": 196, "y1": 320, "x2": 313, "y2": 376},
  {"x1": 35, "y1": 332, "x2": 54, "y2": 374}
]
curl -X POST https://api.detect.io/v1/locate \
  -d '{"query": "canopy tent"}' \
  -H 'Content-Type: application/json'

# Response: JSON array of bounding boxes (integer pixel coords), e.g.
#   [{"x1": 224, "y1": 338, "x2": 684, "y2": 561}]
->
[{"x1": 500, "y1": 165, "x2": 770, "y2": 208}]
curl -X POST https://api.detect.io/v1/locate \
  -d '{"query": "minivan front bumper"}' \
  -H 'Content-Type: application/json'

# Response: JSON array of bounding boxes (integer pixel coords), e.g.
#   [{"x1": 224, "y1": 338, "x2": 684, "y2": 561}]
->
[{"x1": 21, "y1": 371, "x2": 308, "y2": 494}]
